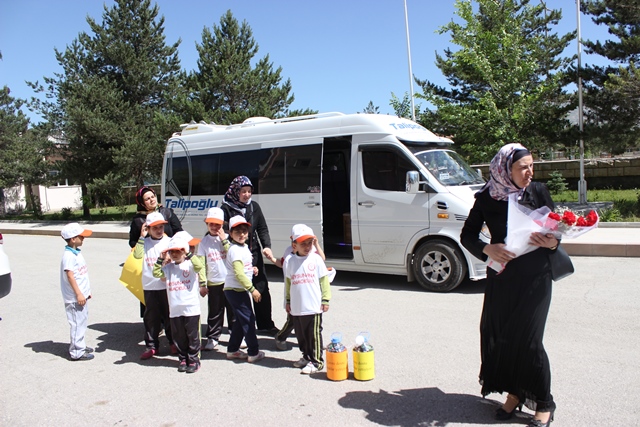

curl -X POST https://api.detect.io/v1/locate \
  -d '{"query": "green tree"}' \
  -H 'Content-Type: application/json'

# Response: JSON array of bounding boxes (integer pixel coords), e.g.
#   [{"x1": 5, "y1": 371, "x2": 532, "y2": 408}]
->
[
  {"x1": 389, "y1": 92, "x2": 420, "y2": 119},
  {"x1": 187, "y1": 10, "x2": 296, "y2": 124},
  {"x1": 362, "y1": 101, "x2": 380, "y2": 114},
  {"x1": 581, "y1": 0, "x2": 640, "y2": 152},
  {"x1": 0, "y1": 87, "x2": 50, "y2": 215},
  {"x1": 416, "y1": 0, "x2": 575, "y2": 163},
  {"x1": 29, "y1": 0, "x2": 182, "y2": 217}
]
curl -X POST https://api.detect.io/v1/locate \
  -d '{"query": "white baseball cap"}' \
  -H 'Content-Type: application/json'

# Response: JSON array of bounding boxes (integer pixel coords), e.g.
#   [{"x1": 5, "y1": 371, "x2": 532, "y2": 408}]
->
[
  {"x1": 145, "y1": 211, "x2": 168, "y2": 227},
  {"x1": 173, "y1": 230, "x2": 200, "y2": 246},
  {"x1": 205, "y1": 207, "x2": 224, "y2": 224},
  {"x1": 291, "y1": 224, "x2": 315, "y2": 243},
  {"x1": 166, "y1": 236, "x2": 189, "y2": 252},
  {"x1": 61, "y1": 223, "x2": 92, "y2": 240},
  {"x1": 229, "y1": 215, "x2": 251, "y2": 229}
]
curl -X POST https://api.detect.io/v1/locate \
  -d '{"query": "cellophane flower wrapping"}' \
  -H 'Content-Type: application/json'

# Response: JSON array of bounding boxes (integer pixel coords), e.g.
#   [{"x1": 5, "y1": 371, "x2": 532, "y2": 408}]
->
[{"x1": 487, "y1": 194, "x2": 599, "y2": 273}]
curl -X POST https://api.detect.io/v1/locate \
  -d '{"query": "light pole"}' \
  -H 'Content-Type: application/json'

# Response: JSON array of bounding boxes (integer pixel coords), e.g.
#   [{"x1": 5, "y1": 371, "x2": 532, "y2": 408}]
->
[
  {"x1": 404, "y1": 0, "x2": 416, "y2": 121},
  {"x1": 576, "y1": 0, "x2": 588, "y2": 204}
]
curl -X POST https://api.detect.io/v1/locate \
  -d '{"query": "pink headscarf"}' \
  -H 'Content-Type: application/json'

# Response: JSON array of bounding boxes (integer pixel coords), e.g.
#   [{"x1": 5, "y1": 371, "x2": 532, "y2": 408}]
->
[{"x1": 480, "y1": 143, "x2": 530, "y2": 201}]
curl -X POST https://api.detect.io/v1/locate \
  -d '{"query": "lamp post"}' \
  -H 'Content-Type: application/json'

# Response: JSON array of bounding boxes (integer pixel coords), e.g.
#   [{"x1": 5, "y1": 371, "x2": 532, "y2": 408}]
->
[
  {"x1": 576, "y1": 0, "x2": 588, "y2": 204},
  {"x1": 404, "y1": 0, "x2": 416, "y2": 121}
]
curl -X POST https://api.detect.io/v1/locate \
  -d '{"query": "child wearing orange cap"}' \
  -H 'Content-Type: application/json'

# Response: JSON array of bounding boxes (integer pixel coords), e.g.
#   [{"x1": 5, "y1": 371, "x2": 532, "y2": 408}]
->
[
  {"x1": 153, "y1": 236, "x2": 205, "y2": 373},
  {"x1": 60, "y1": 223, "x2": 94, "y2": 361},
  {"x1": 132, "y1": 211, "x2": 173, "y2": 360},
  {"x1": 284, "y1": 224, "x2": 331, "y2": 374}
]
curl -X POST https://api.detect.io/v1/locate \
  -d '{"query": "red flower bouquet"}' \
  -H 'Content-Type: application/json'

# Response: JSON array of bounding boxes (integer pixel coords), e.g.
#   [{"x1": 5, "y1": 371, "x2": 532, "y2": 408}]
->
[
  {"x1": 488, "y1": 195, "x2": 599, "y2": 273},
  {"x1": 542, "y1": 209, "x2": 599, "y2": 239}
]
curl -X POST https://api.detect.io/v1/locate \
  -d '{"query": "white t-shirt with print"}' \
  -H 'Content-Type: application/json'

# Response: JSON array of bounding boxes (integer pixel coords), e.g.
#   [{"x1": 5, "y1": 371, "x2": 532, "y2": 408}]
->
[
  {"x1": 60, "y1": 248, "x2": 91, "y2": 304},
  {"x1": 285, "y1": 252, "x2": 328, "y2": 316},
  {"x1": 162, "y1": 259, "x2": 201, "y2": 318},
  {"x1": 197, "y1": 233, "x2": 228, "y2": 283},
  {"x1": 142, "y1": 236, "x2": 170, "y2": 290},
  {"x1": 224, "y1": 243, "x2": 253, "y2": 291}
]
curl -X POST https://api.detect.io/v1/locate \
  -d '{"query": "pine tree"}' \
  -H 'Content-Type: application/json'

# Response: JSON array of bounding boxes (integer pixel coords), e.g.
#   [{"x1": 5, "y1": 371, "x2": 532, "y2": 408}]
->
[
  {"x1": 416, "y1": 0, "x2": 575, "y2": 163},
  {"x1": 581, "y1": 0, "x2": 640, "y2": 151},
  {"x1": 29, "y1": 0, "x2": 182, "y2": 216},
  {"x1": 187, "y1": 10, "x2": 295, "y2": 124}
]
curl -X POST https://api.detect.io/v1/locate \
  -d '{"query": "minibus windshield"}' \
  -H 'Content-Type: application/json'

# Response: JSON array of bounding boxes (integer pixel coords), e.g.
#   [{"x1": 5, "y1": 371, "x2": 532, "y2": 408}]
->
[{"x1": 411, "y1": 149, "x2": 485, "y2": 186}]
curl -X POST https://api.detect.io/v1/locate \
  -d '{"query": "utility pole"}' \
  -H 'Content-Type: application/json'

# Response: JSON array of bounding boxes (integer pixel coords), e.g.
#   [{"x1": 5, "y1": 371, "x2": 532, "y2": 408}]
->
[
  {"x1": 576, "y1": 0, "x2": 588, "y2": 204},
  {"x1": 404, "y1": 0, "x2": 416, "y2": 121}
]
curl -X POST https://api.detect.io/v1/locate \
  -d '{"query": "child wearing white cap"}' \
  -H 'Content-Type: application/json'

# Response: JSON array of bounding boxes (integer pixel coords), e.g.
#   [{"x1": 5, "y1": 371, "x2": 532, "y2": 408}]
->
[
  {"x1": 153, "y1": 236, "x2": 206, "y2": 373},
  {"x1": 284, "y1": 224, "x2": 331, "y2": 374},
  {"x1": 274, "y1": 224, "x2": 326, "y2": 351},
  {"x1": 132, "y1": 211, "x2": 174, "y2": 360},
  {"x1": 197, "y1": 207, "x2": 233, "y2": 351},
  {"x1": 59, "y1": 223, "x2": 94, "y2": 361},
  {"x1": 223, "y1": 215, "x2": 265, "y2": 363}
]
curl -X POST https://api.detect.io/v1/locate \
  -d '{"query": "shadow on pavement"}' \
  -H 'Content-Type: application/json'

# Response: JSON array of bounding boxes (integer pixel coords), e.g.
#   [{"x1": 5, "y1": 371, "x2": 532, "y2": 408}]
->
[
  {"x1": 338, "y1": 387, "x2": 510, "y2": 426},
  {"x1": 25, "y1": 340, "x2": 71, "y2": 359}
]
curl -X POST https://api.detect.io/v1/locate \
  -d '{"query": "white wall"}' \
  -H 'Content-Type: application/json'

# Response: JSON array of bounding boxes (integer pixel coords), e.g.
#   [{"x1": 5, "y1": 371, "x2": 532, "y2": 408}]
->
[{"x1": 2, "y1": 183, "x2": 82, "y2": 213}]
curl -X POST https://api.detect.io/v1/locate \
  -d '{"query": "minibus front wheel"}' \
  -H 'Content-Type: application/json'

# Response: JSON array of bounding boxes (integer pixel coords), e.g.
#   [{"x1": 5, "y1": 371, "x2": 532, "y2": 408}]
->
[{"x1": 412, "y1": 240, "x2": 466, "y2": 292}]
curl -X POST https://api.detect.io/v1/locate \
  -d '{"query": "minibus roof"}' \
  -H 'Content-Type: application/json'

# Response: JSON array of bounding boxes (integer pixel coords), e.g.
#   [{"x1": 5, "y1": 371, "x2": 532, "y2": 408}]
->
[{"x1": 174, "y1": 112, "x2": 453, "y2": 147}]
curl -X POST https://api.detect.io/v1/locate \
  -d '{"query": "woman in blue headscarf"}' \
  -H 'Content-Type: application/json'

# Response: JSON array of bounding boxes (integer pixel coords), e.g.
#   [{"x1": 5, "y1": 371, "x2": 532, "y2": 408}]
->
[
  {"x1": 221, "y1": 176, "x2": 278, "y2": 333},
  {"x1": 460, "y1": 144, "x2": 559, "y2": 427}
]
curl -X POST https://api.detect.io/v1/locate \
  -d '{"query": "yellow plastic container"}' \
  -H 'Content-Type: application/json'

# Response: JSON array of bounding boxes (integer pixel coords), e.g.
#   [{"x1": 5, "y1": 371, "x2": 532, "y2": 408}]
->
[
  {"x1": 353, "y1": 350, "x2": 375, "y2": 381},
  {"x1": 325, "y1": 350, "x2": 348, "y2": 381}
]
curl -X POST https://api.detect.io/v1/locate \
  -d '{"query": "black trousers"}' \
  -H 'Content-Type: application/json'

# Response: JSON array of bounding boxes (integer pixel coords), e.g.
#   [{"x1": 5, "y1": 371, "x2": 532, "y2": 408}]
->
[
  {"x1": 205, "y1": 284, "x2": 234, "y2": 341},
  {"x1": 293, "y1": 313, "x2": 324, "y2": 369},
  {"x1": 252, "y1": 254, "x2": 276, "y2": 330},
  {"x1": 143, "y1": 290, "x2": 172, "y2": 350},
  {"x1": 170, "y1": 315, "x2": 200, "y2": 365},
  {"x1": 275, "y1": 313, "x2": 294, "y2": 341}
]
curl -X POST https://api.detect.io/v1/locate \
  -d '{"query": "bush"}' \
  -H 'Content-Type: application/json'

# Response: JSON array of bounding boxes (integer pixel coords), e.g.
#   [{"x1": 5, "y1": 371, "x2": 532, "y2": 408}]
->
[
  {"x1": 60, "y1": 207, "x2": 74, "y2": 220},
  {"x1": 546, "y1": 170, "x2": 568, "y2": 194}
]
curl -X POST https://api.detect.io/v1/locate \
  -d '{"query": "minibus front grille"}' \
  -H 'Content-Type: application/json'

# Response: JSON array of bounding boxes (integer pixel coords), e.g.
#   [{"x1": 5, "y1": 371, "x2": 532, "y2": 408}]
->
[{"x1": 455, "y1": 214, "x2": 468, "y2": 221}]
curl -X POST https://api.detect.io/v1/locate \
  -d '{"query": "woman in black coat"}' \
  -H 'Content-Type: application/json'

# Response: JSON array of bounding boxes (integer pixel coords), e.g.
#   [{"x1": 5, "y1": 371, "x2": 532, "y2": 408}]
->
[
  {"x1": 460, "y1": 144, "x2": 559, "y2": 427},
  {"x1": 221, "y1": 176, "x2": 278, "y2": 333}
]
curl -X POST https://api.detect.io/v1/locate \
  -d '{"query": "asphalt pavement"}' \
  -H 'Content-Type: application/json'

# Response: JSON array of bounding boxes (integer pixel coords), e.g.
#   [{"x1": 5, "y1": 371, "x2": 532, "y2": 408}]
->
[{"x1": 0, "y1": 233, "x2": 639, "y2": 426}]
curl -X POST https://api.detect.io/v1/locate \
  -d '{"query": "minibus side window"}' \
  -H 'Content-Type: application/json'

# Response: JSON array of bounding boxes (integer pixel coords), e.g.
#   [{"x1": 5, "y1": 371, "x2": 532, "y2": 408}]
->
[
  {"x1": 259, "y1": 144, "x2": 322, "y2": 194},
  {"x1": 218, "y1": 151, "x2": 261, "y2": 194},
  {"x1": 362, "y1": 149, "x2": 414, "y2": 191}
]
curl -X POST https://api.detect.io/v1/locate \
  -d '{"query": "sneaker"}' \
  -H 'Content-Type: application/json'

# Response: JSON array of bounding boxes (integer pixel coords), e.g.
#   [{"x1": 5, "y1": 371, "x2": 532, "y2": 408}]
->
[
  {"x1": 71, "y1": 353, "x2": 95, "y2": 361},
  {"x1": 240, "y1": 339, "x2": 248, "y2": 349},
  {"x1": 301, "y1": 362, "x2": 319, "y2": 374},
  {"x1": 275, "y1": 339, "x2": 288, "y2": 351},
  {"x1": 178, "y1": 361, "x2": 187, "y2": 372},
  {"x1": 226, "y1": 350, "x2": 248, "y2": 360},
  {"x1": 293, "y1": 357, "x2": 308, "y2": 368},
  {"x1": 257, "y1": 327, "x2": 280, "y2": 336},
  {"x1": 170, "y1": 344, "x2": 178, "y2": 355},
  {"x1": 186, "y1": 362, "x2": 200, "y2": 373},
  {"x1": 247, "y1": 351, "x2": 265, "y2": 363},
  {"x1": 85, "y1": 347, "x2": 94, "y2": 353},
  {"x1": 204, "y1": 339, "x2": 218, "y2": 351},
  {"x1": 140, "y1": 348, "x2": 156, "y2": 360}
]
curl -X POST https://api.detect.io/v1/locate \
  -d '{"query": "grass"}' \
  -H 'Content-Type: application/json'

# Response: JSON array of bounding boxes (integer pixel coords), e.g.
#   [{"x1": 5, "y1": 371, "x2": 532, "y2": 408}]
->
[{"x1": 3, "y1": 188, "x2": 640, "y2": 222}]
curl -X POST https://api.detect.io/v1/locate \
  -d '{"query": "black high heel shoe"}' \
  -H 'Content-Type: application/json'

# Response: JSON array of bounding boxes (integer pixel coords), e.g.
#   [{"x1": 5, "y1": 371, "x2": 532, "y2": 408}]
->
[
  {"x1": 528, "y1": 411, "x2": 554, "y2": 427},
  {"x1": 495, "y1": 402, "x2": 523, "y2": 421}
]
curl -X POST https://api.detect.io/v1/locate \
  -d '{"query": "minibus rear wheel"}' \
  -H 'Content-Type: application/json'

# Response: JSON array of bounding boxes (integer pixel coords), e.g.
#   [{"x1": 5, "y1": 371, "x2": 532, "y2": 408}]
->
[{"x1": 413, "y1": 240, "x2": 466, "y2": 292}]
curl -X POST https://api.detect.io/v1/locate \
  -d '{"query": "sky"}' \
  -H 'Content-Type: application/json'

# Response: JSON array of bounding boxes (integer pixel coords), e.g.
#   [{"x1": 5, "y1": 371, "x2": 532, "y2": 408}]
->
[{"x1": 0, "y1": 0, "x2": 614, "y2": 125}]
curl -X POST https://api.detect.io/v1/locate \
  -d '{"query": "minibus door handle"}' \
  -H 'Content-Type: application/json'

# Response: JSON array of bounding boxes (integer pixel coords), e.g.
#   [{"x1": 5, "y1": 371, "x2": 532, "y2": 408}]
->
[
  {"x1": 358, "y1": 201, "x2": 375, "y2": 208},
  {"x1": 304, "y1": 201, "x2": 320, "y2": 207}
]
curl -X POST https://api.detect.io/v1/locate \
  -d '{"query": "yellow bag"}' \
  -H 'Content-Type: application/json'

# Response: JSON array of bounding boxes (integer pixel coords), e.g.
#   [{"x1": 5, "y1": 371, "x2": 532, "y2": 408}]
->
[{"x1": 118, "y1": 251, "x2": 145, "y2": 304}]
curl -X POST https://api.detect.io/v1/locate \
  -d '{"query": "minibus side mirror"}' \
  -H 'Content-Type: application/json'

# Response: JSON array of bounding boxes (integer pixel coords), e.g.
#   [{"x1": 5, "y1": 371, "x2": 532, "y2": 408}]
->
[{"x1": 406, "y1": 170, "x2": 425, "y2": 194}]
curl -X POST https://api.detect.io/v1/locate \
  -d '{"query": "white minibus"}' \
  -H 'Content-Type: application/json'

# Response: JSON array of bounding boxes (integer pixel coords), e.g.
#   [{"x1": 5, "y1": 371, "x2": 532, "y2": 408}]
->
[{"x1": 161, "y1": 112, "x2": 487, "y2": 291}]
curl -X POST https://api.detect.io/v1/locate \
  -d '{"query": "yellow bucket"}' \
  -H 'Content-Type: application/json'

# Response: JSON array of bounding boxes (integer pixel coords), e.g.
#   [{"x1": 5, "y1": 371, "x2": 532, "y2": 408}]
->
[
  {"x1": 353, "y1": 350, "x2": 375, "y2": 381},
  {"x1": 325, "y1": 350, "x2": 348, "y2": 381}
]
